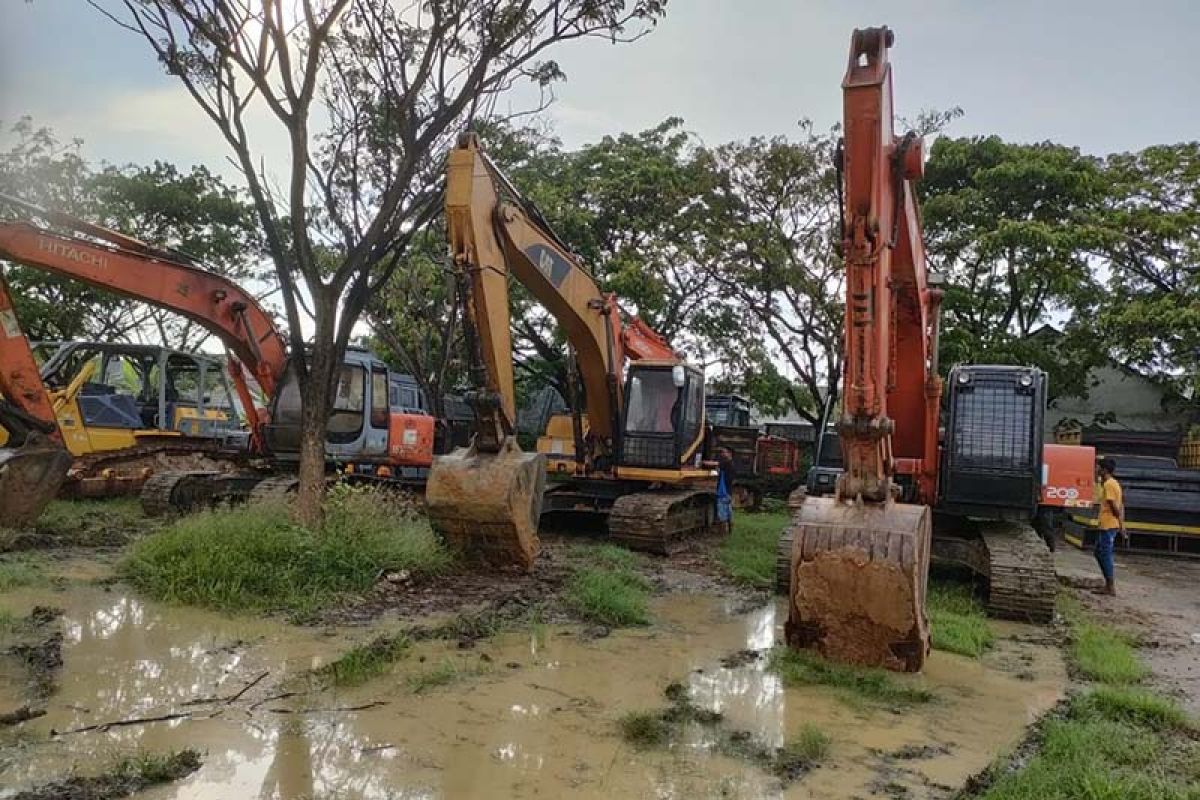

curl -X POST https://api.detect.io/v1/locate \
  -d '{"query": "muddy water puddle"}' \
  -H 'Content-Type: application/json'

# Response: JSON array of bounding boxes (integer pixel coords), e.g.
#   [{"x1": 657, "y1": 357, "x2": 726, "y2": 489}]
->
[{"x1": 0, "y1": 587, "x2": 1065, "y2": 799}]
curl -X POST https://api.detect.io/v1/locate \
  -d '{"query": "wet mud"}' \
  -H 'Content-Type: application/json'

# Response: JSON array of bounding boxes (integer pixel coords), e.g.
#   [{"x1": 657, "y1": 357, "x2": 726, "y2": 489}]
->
[{"x1": 0, "y1": 582, "x2": 1066, "y2": 799}]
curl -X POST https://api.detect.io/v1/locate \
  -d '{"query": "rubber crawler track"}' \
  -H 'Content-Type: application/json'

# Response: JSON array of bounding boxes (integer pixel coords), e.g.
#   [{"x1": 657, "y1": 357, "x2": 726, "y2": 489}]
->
[
  {"x1": 979, "y1": 521, "x2": 1056, "y2": 623},
  {"x1": 607, "y1": 487, "x2": 715, "y2": 555}
]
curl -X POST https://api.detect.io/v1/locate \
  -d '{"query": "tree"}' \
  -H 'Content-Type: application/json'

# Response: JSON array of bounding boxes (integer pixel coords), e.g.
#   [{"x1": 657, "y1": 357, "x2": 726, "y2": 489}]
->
[
  {"x1": 366, "y1": 224, "x2": 461, "y2": 421},
  {"x1": 704, "y1": 124, "x2": 842, "y2": 425},
  {"x1": 919, "y1": 136, "x2": 1108, "y2": 398},
  {"x1": 1095, "y1": 142, "x2": 1200, "y2": 399},
  {"x1": 94, "y1": 0, "x2": 666, "y2": 523},
  {"x1": 0, "y1": 118, "x2": 264, "y2": 349}
]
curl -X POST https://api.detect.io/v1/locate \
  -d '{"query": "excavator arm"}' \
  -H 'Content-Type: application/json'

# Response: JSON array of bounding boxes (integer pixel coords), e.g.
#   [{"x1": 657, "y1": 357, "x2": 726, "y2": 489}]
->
[
  {"x1": 0, "y1": 195, "x2": 289, "y2": 450},
  {"x1": 784, "y1": 27, "x2": 938, "y2": 673},
  {"x1": 427, "y1": 133, "x2": 683, "y2": 569}
]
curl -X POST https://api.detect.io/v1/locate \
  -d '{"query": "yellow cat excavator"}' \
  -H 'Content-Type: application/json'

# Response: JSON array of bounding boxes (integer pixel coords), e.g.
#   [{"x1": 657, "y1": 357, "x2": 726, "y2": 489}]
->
[{"x1": 425, "y1": 134, "x2": 716, "y2": 570}]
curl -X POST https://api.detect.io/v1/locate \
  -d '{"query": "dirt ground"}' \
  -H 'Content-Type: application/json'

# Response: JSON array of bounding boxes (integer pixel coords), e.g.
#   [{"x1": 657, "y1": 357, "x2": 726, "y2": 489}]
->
[{"x1": 1055, "y1": 542, "x2": 1200, "y2": 715}]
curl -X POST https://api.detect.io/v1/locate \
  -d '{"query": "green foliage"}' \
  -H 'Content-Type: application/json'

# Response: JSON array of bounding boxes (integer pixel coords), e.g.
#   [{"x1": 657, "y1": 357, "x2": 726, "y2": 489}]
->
[
  {"x1": 1070, "y1": 622, "x2": 1148, "y2": 685},
  {"x1": 0, "y1": 558, "x2": 45, "y2": 592},
  {"x1": 566, "y1": 565, "x2": 650, "y2": 627},
  {"x1": 1096, "y1": 142, "x2": 1200, "y2": 399},
  {"x1": 927, "y1": 582, "x2": 995, "y2": 657},
  {"x1": 717, "y1": 511, "x2": 788, "y2": 589},
  {"x1": 319, "y1": 634, "x2": 410, "y2": 687},
  {"x1": 32, "y1": 498, "x2": 144, "y2": 535},
  {"x1": 920, "y1": 136, "x2": 1108, "y2": 397},
  {"x1": 776, "y1": 724, "x2": 831, "y2": 771},
  {"x1": 571, "y1": 542, "x2": 642, "y2": 571},
  {"x1": 766, "y1": 647, "x2": 934, "y2": 705},
  {"x1": 0, "y1": 119, "x2": 263, "y2": 347},
  {"x1": 120, "y1": 488, "x2": 451, "y2": 613},
  {"x1": 1074, "y1": 686, "x2": 1193, "y2": 732},
  {"x1": 404, "y1": 657, "x2": 487, "y2": 694}
]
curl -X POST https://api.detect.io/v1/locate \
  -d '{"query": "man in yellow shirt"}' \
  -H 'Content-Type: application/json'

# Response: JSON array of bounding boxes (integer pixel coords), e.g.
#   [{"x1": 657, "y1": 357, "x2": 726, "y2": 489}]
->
[{"x1": 1094, "y1": 457, "x2": 1127, "y2": 595}]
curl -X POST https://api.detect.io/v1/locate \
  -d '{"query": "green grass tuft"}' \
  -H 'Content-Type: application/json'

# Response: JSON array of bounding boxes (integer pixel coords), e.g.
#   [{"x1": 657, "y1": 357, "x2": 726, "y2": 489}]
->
[
  {"x1": 1074, "y1": 686, "x2": 1194, "y2": 732},
  {"x1": 0, "y1": 558, "x2": 45, "y2": 592},
  {"x1": 767, "y1": 647, "x2": 933, "y2": 705},
  {"x1": 113, "y1": 749, "x2": 203, "y2": 784},
  {"x1": 717, "y1": 511, "x2": 788, "y2": 589},
  {"x1": 927, "y1": 583, "x2": 995, "y2": 657},
  {"x1": 404, "y1": 658, "x2": 486, "y2": 694},
  {"x1": 319, "y1": 634, "x2": 410, "y2": 687},
  {"x1": 1071, "y1": 622, "x2": 1148, "y2": 684},
  {"x1": 774, "y1": 724, "x2": 831, "y2": 775},
  {"x1": 618, "y1": 710, "x2": 671, "y2": 748},
  {"x1": 571, "y1": 543, "x2": 642, "y2": 571},
  {"x1": 120, "y1": 486, "x2": 451, "y2": 613},
  {"x1": 566, "y1": 566, "x2": 650, "y2": 627}
]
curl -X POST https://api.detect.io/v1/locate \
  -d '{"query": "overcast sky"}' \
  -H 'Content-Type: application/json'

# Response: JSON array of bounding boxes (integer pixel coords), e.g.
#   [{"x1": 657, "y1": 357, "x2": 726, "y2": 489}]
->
[{"x1": 2, "y1": 0, "x2": 1198, "y2": 182}]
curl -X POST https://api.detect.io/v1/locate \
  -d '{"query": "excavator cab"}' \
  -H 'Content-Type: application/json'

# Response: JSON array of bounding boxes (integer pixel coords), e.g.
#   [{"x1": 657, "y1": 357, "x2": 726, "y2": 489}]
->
[{"x1": 620, "y1": 362, "x2": 706, "y2": 470}]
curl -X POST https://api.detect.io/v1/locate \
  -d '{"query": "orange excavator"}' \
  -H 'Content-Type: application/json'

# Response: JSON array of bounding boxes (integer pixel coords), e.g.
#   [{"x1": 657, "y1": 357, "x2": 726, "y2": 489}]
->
[
  {"x1": 780, "y1": 27, "x2": 1094, "y2": 672},
  {"x1": 425, "y1": 134, "x2": 716, "y2": 569},
  {"x1": 0, "y1": 195, "x2": 436, "y2": 521}
]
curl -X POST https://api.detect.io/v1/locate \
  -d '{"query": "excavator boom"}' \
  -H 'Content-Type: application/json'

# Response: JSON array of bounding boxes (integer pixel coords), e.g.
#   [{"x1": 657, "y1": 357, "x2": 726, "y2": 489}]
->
[
  {"x1": 784, "y1": 27, "x2": 937, "y2": 672},
  {"x1": 427, "y1": 133, "x2": 700, "y2": 568},
  {"x1": 0, "y1": 197, "x2": 289, "y2": 451}
]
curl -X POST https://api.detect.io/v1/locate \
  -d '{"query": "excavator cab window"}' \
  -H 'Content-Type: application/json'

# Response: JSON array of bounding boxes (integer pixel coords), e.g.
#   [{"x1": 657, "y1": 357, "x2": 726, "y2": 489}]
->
[
  {"x1": 370, "y1": 366, "x2": 389, "y2": 429},
  {"x1": 620, "y1": 364, "x2": 704, "y2": 469}
]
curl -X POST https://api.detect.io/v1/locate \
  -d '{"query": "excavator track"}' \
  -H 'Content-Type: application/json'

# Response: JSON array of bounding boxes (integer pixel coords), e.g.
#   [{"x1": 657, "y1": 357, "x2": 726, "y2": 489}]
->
[
  {"x1": 140, "y1": 471, "x2": 220, "y2": 517},
  {"x1": 249, "y1": 476, "x2": 300, "y2": 504},
  {"x1": 607, "y1": 487, "x2": 715, "y2": 555},
  {"x1": 776, "y1": 529, "x2": 795, "y2": 595},
  {"x1": 978, "y1": 521, "x2": 1056, "y2": 624},
  {"x1": 66, "y1": 439, "x2": 245, "y2": 499}
]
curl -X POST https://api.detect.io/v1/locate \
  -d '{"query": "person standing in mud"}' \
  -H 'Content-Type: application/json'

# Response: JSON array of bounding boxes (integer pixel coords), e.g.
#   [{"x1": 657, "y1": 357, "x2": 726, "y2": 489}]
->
[
  {"x1": 715, "y1": 447, "x2": 735, "y2": 536},
  {"x1": 1094, "y1": 457, "x2": 1127, "y2": 595}
]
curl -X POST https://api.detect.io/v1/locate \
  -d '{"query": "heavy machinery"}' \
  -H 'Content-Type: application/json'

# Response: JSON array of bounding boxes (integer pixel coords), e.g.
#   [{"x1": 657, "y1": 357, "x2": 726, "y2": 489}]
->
[
  {"x1": 779, "y1": 27, "x2": 1094, "y2": 673},
  {"x1": 0, "y1": 196, "x2": 435, "y2": 518},
  {"x1": 425, "y1": 134, "x2": 716, "y2": 570},
  {"x1": 0, "y1": 338, "x2": 245, "y2": 490}
]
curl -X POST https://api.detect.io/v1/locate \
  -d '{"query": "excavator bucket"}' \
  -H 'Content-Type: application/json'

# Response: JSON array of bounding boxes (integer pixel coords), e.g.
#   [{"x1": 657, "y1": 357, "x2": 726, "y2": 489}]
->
[
  {"x1": 425, "y1": 438, "x2": 546, "y2": 571},
  {"x1": 784, "y1": 496, "x2": 931, "y2": 672},
  {"x1": 0, "y1": 434, "x2": 72, "y2": 528}
]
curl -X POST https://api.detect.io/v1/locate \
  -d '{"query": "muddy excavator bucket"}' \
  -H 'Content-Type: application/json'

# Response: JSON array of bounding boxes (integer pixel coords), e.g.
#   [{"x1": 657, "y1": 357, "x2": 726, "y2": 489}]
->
[
  {"x1": 785, "y1": 496, "x2": 931, "y2": 672},
  {"x1": 425, "y1": 438, "x2": 547, "y2": 571},
  {"x1": 0, "y1": 434, "x2": 73, "y2": 527}
]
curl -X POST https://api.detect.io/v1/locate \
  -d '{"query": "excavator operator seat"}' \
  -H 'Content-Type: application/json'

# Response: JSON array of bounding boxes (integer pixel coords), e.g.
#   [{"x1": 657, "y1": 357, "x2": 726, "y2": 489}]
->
[
  {"x1": 620, "y1": 363, "x2": 705, "y2": 469},
  {"x1": 940, "y1": 365, "x2": 1046, "y2": 521}
]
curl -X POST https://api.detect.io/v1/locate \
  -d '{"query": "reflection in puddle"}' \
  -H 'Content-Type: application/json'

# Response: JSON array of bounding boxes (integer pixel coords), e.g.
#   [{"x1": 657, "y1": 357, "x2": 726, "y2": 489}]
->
[{"x1": 0, "y1": 587, "x2": 1066, "y2": 799}]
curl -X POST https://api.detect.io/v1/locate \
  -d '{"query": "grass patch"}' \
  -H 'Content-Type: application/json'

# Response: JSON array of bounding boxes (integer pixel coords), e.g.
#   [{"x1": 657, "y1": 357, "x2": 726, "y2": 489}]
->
[
  {"x1": 618, "y1": 710, "x2": 670, "y2": 748},
  {"x1": 11, "y1": 749, "x2": 201, "y2": 800},
  {"x1": 767, "y1": 647, "x2": 933, "y2": 706},
  {"x1": 404, "y1": 657, "x2": 487, "y2": 694},
  {"x1": 35, "y1": 498, "x2": 144, "y2": 533},
  {"x1": 1070, "y1": 621, "x2": 1148, "y2": 684},
  {"x1": 977, "y1": 594, "x2": 1198, "y2": 800},
  {"x1": 617, "y1": 681, "x2": 826, "y2": 784},
  {"x1": 1074, "y1": 685, "x2": 1194, "y2": 732},
  {"x1": 571, "y1": 543, "x2": 642, "y2": 570},
  {"x1": 773, "y1": 724, "x2": 831, "y2": 776},
  {"x1": 927, "y1": 582, "x2": 995, "y2": 658},
  {"x1": 318, "y1": 634, "x2": 410, "y2": 687},
  {"x1": 0, "y1": 558, "x2": 45, "y2": 592},
  {"x1": 566, "y1": 566, "x2": 650, "y2": 627},
  {"x1": 717, "y1": 511, "x2": 788, "y2": 589},
  {"x1": 120, "y1": 485, "x2": 452, "y2": 613}
]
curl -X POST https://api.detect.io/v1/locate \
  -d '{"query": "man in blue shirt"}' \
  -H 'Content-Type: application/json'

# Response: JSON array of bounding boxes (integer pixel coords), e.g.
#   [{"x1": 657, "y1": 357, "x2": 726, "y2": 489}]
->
[{"x1": 715, "y1": 447, "x2": 735, "y2": 536}]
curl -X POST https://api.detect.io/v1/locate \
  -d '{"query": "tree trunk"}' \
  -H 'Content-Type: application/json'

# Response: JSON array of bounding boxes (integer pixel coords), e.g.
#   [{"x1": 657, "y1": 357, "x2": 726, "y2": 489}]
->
[{"x1": 295, "y1": 335, "x2": 337, "y2": 528}]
